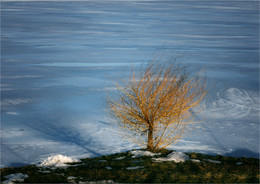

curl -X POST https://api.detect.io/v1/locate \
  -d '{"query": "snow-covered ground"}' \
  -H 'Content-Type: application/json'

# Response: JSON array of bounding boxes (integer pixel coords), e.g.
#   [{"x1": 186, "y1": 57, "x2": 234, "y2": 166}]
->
[{"x1": 1, "y1": 0, "x2": 259, "y2": 167}]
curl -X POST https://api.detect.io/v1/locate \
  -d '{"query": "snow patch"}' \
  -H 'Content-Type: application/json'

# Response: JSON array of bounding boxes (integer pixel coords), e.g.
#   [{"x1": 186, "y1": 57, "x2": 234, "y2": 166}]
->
[
  {"x1": 3, "y1": 173, "x2": 29, "y2": 184},
  {"x1": 153, "y1": 151, "x2": 190, "y2": 163},
  {"x1": 67, "y1": 176, "x2": 77, "y2": 182},
  {"x1": 204, "y1": 159, "x2": 221, "y2": 164},
  {"x1": 126, "y1": 166, "x2": 144, "y2": 170},
  {"x1": 38, "y1": 170, "x2": 50, "y2": 173},
  {"x1": 236, "y1": 162, "x2": 243, "y2": 165},
  {"x1": 131, "y1": 150, "x2": 160, "y2": 158},
  {"x1": 39, "y1": 154, "x2": 79, "y2": 167},
  {"x1": 191, "y1": 159, "x2": 201, "y2": 163},
  {"x1": 114, "y1": 156, "x2": 125, "y2": 160},
  {"x1": 79, "y1": 180, "x2": 115, "y2": 184}
]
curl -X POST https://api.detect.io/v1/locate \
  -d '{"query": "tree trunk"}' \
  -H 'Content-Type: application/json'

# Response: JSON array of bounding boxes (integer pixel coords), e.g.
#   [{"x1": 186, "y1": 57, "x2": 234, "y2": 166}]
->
[{"x1": 147, "y1": 125, "x2": 154, "y2": 151}]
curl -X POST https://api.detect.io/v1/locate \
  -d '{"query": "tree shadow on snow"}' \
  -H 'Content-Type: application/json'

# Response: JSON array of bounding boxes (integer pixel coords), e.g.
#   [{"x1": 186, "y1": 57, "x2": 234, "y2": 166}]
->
[{"x1": 23, "y1": 114, "x2": 102, "y2": 157}]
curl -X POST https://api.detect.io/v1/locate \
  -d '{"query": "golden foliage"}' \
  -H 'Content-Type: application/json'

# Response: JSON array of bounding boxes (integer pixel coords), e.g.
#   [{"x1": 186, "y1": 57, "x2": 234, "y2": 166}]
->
[{"x1": 108, "y1": 60, "x2": 207, "y2": 151}]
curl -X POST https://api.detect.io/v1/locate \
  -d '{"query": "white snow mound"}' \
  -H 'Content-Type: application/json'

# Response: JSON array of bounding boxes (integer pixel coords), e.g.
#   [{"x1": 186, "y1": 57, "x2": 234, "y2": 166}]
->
[
  {"x1": 3, "y1": 173, "x2": 29, "y2": 184},
  {"x1": 39, "y1": 154, "x2": 78, "y2": 167},
  {"x1": 131, "y1": 150, "x2": 160, "y2": 158},
  {"x1": 153, "y1": 151, "x2": 190, "y2": 163}
]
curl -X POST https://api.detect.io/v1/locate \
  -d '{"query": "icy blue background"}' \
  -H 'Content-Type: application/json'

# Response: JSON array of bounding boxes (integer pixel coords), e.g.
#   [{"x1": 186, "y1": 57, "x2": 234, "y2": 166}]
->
[{"x1": 1, "y1": 0, "x2": 259, "y2": 167}]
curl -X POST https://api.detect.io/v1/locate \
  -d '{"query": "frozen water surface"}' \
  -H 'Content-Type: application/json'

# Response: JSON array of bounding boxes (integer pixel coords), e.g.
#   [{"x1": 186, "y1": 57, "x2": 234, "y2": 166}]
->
[{"x1": 1, "y1": 0, "x2": 259, "y2": 167}]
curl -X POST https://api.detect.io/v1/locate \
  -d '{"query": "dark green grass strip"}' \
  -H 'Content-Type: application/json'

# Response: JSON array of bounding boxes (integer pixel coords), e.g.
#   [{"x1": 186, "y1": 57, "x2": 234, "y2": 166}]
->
[{"x1": 1, "y1": 150, "x2": 259, "y2": 183}]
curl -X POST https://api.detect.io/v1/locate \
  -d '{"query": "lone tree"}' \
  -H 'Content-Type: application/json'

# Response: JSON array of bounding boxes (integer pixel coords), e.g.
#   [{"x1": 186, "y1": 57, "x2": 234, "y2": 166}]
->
[{"x1": 108, "y1": 60, "x2": 207, "y2": 151}]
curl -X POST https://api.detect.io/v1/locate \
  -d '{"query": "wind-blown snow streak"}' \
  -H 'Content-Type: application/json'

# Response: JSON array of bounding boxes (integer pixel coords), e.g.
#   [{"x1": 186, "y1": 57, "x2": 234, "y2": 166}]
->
[
  {"x1": 1, "y1": 98, "x2": 32, "y2": 110},
  {"x1": 1, "y1": 98, "x2": 32, "y2": 106},
  {"x1": 203, "y1": 88, "x2": 259, "y2": 119},
  {"x1": 34, "y1": 62, "x2": 143, "y2": 67},
  {"x1": 1, "y1": 75, "x2": 40, "y2": 79}
]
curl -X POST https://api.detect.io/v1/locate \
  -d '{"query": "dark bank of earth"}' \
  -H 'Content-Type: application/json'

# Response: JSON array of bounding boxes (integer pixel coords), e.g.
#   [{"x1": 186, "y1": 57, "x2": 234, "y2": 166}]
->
[{"x1": 1, "y1": 149, "x2": 259, "y2": 183}]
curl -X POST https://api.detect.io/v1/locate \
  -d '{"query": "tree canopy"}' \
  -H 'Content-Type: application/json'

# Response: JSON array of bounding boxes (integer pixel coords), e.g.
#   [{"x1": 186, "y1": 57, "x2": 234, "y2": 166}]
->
[{"x1": 108, "y1": 60, "x2": 207, "y2": 151}]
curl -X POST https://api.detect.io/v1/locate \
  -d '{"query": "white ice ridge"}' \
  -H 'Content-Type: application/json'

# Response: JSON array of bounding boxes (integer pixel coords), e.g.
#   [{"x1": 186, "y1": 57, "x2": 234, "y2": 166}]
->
[
  {"x1": 39, "y1": 154, "x2": 79, "y2": 167},
  {"x1": 153, "y1": 151, "x2": 190, "y2": 163}
]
